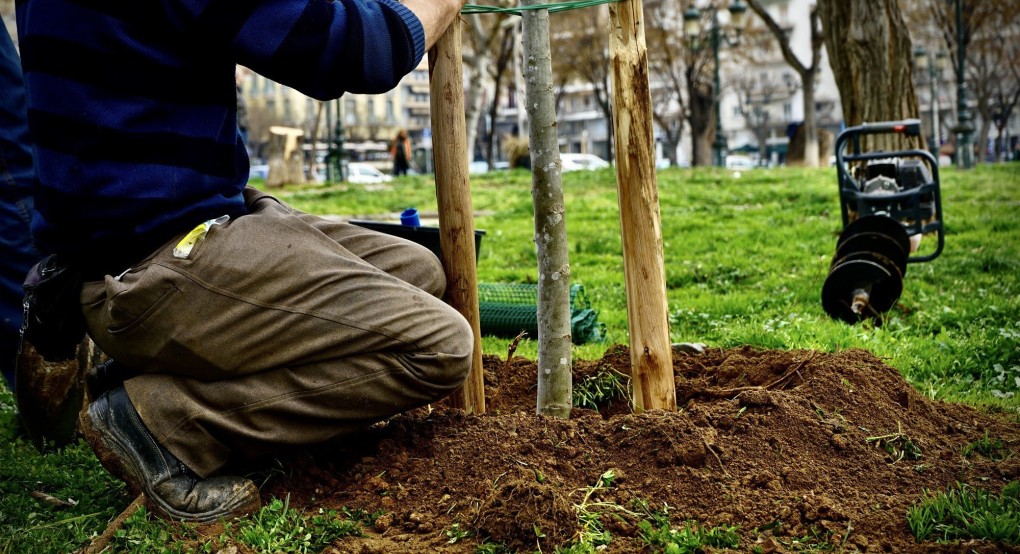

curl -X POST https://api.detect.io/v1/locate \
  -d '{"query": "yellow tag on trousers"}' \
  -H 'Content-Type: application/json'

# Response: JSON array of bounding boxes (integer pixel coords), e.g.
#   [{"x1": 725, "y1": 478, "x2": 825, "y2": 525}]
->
[{"x1": 172, "y1": 215, "x2": 230, "y2": 259}]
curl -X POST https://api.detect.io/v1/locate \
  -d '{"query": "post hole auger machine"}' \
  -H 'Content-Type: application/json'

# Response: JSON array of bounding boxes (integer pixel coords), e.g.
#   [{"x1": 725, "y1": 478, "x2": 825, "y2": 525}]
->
[{"x1": 822, "y1": 119, "x2": 945, "y2": 324}]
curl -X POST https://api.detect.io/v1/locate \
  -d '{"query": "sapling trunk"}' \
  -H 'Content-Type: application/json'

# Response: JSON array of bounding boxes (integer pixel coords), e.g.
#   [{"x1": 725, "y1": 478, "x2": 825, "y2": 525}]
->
[{"x1": 522, "y1": 0, "x2": 572, "y2": 418}]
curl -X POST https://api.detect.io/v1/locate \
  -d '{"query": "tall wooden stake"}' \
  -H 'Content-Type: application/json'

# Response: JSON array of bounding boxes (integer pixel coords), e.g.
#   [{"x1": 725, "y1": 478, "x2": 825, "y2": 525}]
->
[
  {"x1": 429, "y1": 25, "x2": 486, "y2": 414},
  {"x1": 608, "y1": 0, "x2": 676, "y2": 411}
]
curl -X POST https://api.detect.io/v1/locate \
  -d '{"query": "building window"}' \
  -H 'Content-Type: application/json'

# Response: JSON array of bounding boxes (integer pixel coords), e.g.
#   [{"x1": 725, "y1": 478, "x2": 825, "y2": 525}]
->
[
  {"x1": 783, "y1": 72, "x2": 794, "y2": 91},
  {"x1": 783, "y1": 102, "x2": 792, "y2": 119}
]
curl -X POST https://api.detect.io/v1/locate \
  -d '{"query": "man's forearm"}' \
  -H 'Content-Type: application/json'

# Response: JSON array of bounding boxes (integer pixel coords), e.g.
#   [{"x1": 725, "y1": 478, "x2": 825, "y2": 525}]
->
[{"x1": 401, "y1": 0, "x2": 465, "y2": 50}]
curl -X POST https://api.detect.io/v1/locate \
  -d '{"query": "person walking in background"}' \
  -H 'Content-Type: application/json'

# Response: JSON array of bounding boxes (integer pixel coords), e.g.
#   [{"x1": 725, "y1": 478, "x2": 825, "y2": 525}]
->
[
  {"x1": 16, "y1": 0, "x2": 470, "y2": 523},
  {"x1": 0, "y1": 16, "x2": 41, "y2": 392},
  {"x1": 391, "y1": 128, "x2": 412, "y2": 176}
]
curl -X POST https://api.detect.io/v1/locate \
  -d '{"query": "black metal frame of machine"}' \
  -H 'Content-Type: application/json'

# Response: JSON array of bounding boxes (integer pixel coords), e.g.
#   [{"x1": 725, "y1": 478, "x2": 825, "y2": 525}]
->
[
  {"x1": 834, "y1": 118, "x2": 944, "y2": 262},
  {"x1": 822, "y1": 119, "x2": 944, "y2": 323}
]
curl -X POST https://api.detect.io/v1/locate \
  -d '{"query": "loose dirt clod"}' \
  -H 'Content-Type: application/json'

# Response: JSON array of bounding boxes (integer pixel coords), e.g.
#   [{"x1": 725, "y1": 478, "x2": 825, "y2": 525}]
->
[{"x1": 474, "y1": 467, "x2": 574, "y2": 550}]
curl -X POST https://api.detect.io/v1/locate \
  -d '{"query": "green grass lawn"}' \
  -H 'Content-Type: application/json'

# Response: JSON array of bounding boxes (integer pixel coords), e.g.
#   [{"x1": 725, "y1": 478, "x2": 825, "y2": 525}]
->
[
  {"x1": 2, "y1": 163, "x2": 1018, "y2": 552},
  {"x1": 278, "y1": 163, "x2": 1020, "y2": 409}
]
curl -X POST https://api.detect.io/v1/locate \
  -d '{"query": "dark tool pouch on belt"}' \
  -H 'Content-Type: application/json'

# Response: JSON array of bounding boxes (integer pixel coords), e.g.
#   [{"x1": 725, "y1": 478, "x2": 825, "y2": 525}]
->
[{"x1": 18, "y1": 255, "x2": 86, "y2": 362}]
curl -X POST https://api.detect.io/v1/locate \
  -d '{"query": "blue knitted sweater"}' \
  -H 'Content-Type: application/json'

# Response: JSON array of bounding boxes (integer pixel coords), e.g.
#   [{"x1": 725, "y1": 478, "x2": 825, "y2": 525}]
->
[{"x1": 16, "y1": 0, "x2": 425, "y2": 274}]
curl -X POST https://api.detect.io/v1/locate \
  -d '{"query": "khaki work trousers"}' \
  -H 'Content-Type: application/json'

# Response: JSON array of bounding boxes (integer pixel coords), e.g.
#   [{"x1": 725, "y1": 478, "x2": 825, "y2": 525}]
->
[{"x1": 81, "y1": 188, "x2": 472, "y2": 477}]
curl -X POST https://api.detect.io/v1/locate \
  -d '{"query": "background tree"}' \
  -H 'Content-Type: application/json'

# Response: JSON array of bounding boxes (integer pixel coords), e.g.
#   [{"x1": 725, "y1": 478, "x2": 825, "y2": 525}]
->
[
  {"x1": 967, "y1": 1, "x2": 1020, "y2": 162},
  {"x1": 645, "y1": 0, "x2": 690, "y2": 168},
  {"x1": 551, "y1": 6, "x2": 615, "y2": 162},
  {"x1": 463, "y1": 6, "x2": 517, "y2": 167},
  {"x1": 988, "y1": 54, "x2": 1020, "y2": 161},
  {"x1": 680, "y1": 1, "x2": 752, "y2": 167},
  {"x1": 483, "y1": 25, "x2": 517, "y2": 169},
  {"x1": 903, "y1": 0, "x2": 1020, "y2": 163},
  {"x1": 817, "y1": 0, "x2": 922, "y2": 152},
  {"x1": 305, "y1": 101, "x2": 326, "y2": 181},
  {"x1": 746, "y1": 0, "x2": 823, "y2": 167},
  {"x1": 733, "y1": 74, "x2": 783, "y2": 163},
  {"x1": 245, "y1": 102, "x2": 281, "y2": 162}
]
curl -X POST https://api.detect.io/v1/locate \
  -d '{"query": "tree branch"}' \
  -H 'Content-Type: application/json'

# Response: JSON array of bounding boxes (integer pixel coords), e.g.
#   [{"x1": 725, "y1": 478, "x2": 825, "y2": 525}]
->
[{"x1": 746, "y1": 0, "x2": 810, "y2": 76}]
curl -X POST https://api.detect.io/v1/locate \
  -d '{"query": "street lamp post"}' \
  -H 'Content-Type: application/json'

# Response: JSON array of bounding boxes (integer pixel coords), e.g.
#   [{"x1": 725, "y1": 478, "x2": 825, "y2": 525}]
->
[
  {"x1": 951, "y1": 0, "x2": 974, "y2": 169},
  {"x1": 334, "y1": 98, "x2": 346, "y2": 182},
  {"x1": 325, "y1": 100, "x2": 335, "y2": 182},
  {"x1": 710, "y1": 16, "x2": 726, "y2": 168},
  {"x1": 684, "y1": 1, "x2": 747, "y2": 168},
  {"x1": 914, "y1": 47, "x2": 948, "y2": 160}
]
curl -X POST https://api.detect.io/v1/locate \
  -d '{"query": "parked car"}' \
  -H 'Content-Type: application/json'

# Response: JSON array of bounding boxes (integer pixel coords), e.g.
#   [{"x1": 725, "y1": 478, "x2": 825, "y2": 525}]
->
[
  {"x1": 560, "y1": 153, "x2": 610, "y2": 172},
  {"x1": 468, "y1": 160, "x2": 490, "y2": 175},
  {"x1": 346, "y1": 162, "x2": 392, "y2": 184},
  {"x1": 725, "y1": 155, "x2": 756, "y2": 170},
  {"x1": 469, "y1": 160, "x2": 511, "y2": 174}
]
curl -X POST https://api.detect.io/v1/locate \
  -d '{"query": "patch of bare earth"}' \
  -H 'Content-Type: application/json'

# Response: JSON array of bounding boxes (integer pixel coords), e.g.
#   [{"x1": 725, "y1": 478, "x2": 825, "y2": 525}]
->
[{"x1": 205, "y1": 346, "x2": 1018, "y2": 553}]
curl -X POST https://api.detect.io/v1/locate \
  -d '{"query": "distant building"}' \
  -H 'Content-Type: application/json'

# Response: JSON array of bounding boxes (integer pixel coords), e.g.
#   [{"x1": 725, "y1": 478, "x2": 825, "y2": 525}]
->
[
  {"x1": 239, "y1": 59, "x2": 432, "y2": 169},
  {"x1": 238, "y1": 0, "x2": 849, "y2": 170}
]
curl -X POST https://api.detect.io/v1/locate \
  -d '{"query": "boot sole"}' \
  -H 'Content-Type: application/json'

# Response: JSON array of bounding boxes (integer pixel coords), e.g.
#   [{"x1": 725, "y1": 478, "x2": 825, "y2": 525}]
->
[{"x1": 80, "y1": 401, "x2": 261, "y2": 523}]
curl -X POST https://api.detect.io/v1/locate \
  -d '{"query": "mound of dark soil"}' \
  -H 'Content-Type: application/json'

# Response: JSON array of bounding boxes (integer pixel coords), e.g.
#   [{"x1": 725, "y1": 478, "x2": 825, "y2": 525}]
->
[{"x1": 224, "y1": 347, "x2": 1018, "y2": 552}]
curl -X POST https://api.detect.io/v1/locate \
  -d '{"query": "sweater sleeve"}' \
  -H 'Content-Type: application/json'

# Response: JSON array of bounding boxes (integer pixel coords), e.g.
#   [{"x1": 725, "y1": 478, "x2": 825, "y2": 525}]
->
[{"x1": 177, "y1": 0, "x2": 426, "y2": 99}]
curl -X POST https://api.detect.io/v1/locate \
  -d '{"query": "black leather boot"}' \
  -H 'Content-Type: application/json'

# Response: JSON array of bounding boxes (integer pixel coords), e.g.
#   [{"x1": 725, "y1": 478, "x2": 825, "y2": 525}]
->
[
  {"x1": 81, "y1": 387, "x2": 261, "y2": 522},
  {"x1": 84, "y1": 359, "x2": 139, "y2": 401}
]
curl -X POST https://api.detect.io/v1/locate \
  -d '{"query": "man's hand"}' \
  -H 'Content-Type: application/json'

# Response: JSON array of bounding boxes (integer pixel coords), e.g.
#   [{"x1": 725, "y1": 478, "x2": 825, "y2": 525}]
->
[{"x1": 403, "y1": 0, "x2": 467, "y2": 50}]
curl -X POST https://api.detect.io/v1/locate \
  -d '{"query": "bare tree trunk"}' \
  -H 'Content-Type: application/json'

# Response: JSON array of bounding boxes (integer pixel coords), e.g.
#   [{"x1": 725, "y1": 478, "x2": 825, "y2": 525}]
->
[
  {"x1": 266, "y1": 127, "x2": 306, "y2": 187},
  {"x1": 522, "y1": 0, "x2": 571, "y2": 419},
  {"x1": 307, "y1": 101, "x2": 325, "y2": 181},
  {"x1": 818, "y1": 0, "x2": 922, "y2": 152},
  {"x1": 599, "y1": 94, "x2": 615, "y2": 163},
  {"x1": 485, "y1": 25, "x2": 516, "y2": 168},
  {"x1": 748, "y1": 0, "x2": 823, "y2": 167},
  {"x1": 801, "y1": 71, "x2": 819, "y2": 167},
  {"x1": 689, "y1": 90, "x2": 714, "y2": 166},
  {"x1": 464, "y1": 17, "x2": 494, "y2": 167},
  {"x1": 513, "y1": 21, "x2": 528, "y2": 137},
  {"x1": 651, "y1": 113, "x2": 682, "y2": 167},
  {"x1": 464, "y1": 67, "x2": 486, "y2": 166},
  {"x1": 486, "y1": 78, "x2": 503, "y2": 168},
  {"x1": 975, "y1": 102, "x2": 992, "y2": 164}
]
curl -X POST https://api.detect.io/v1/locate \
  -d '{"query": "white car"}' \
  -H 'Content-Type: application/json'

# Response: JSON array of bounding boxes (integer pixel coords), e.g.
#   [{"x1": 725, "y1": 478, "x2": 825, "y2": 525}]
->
[
  {"x1": 346, "y1": 162, "x2": 392, "y2": 184},
  {"x1": 725, "y1": 155, "x2": 757, "y2": 170},
  {"x1": 560, "y1": 153, "x2": 610, "y2": 172}
]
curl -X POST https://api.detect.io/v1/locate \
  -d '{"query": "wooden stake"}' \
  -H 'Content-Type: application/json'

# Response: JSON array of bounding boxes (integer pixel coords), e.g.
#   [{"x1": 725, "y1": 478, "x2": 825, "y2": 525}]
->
[
  {"x1": 608, "y1": 0, "x2": 676, "y2": 411},
  {"x1": 428, "y1": 25, "x2": 486, "y2": 414},
  {"x1": 83, "y1": 495, "x2": 145, "y2": 554}
]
